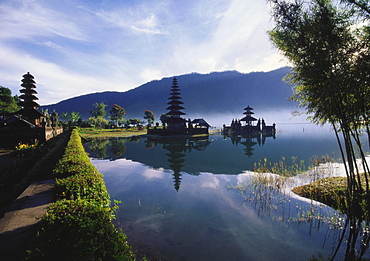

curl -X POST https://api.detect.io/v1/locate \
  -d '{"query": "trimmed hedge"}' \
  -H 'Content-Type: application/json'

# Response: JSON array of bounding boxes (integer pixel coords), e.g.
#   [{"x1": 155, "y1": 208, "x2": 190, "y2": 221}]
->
[
  {"x1": 53, "y1": 129, "x2": 110, "y2": 207},
  {"x1": 27, "y1": 129, "x2": 139, "y2": 260}
]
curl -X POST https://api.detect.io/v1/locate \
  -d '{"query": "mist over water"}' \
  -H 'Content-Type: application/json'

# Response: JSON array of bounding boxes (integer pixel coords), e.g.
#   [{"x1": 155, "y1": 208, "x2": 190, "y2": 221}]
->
[{"x1": 187, "y1": 109, "x2": 311, "y2": 129}]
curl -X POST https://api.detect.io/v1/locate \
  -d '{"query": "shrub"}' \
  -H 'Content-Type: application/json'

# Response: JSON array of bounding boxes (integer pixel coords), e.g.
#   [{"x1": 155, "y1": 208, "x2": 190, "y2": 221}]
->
[
  {"x1": 55, "y1": 172, "x2": 111, "y2": 207},
  {"x1": 27, "y1": 199, "x2": 136, "y2": 261},
  {"x1": 28, "y1": 129, "x2": 139, "y2": 260}
]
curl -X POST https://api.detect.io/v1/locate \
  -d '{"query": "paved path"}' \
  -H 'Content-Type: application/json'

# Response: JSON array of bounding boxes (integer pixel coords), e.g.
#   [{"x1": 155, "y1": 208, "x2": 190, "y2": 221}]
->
[{"x1": 0, "y1": 179, "x2": 55, "y2": 261}]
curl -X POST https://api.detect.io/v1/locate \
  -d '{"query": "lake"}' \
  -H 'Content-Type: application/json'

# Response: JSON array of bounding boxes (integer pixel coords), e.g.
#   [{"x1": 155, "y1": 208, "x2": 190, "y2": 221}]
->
[{"x1": 84, "y1": 123, "x2": 369, "y2": 260}]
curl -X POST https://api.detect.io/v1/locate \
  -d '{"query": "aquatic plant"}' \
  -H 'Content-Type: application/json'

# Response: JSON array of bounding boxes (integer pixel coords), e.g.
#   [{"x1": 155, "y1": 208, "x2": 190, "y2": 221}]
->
[
  {"x1": 229, "y1": 156, "x2": 370, "y2": 260},
  {"x1": 253, "y1": 156, "x2": 306, "y2": 177}
]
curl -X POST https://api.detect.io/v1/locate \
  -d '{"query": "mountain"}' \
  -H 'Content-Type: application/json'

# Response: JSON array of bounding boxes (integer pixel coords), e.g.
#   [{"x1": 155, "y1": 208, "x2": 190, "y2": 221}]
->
[{"x1": 42, "y1": 67, "x2": 296, "y2": 122}]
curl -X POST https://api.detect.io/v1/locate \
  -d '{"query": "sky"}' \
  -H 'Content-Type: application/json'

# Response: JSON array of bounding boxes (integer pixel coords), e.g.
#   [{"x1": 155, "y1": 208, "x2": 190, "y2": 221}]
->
[{"x1": 0, "y1": 0, "x2": 288, "y2": 105}]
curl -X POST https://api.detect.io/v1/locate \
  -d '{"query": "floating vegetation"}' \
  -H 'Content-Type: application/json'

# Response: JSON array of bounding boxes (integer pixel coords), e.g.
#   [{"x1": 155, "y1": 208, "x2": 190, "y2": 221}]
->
[
  {"x1": 229, "y1": 156, "x2": 347, "y2": 226},
  {"x1": 227, "y1": 172, "x2": 340, "y2": 226},
  {"x1": 293, "y1": 177, "x2": 347, "y2": 211},
  {"x1": 228, "y1": 155, "x2": 370, "y2": 260}
]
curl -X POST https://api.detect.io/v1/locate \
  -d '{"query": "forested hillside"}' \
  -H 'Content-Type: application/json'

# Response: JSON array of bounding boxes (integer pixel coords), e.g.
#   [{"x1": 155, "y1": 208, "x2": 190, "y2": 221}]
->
[{"x1": 42, "y1": 67, "x2": 295, "y2": 120}]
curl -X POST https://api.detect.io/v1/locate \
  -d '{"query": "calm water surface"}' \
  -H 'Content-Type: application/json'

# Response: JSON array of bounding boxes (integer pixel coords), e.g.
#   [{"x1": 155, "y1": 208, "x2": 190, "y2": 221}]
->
[{"x1": 85, "y1": 124, "x2": 368, "y2": 260}]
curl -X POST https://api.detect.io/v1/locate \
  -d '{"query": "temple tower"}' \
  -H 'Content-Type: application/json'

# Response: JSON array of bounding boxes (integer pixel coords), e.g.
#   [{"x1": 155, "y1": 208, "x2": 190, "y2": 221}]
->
[
  {"x1": 164, "y1": 77, "x2": 186, "y2": 129},
  {"x1": 19, "y1": 72, "x2": 40, "y2": 110},
  {"x1": 241, "y1": 105, "x2": 257, "y2": 126},
  {"x1": 16, "y1": 72, "x2": 44, "y2": 126}
]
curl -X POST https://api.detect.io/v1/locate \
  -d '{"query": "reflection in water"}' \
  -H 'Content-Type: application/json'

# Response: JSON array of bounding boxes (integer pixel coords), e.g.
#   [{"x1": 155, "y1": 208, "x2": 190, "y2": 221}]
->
[
  {"x1": 229, "y1": 172, "x2": 370, "y2": 261},
  {"x1": 84, "y1": 127, "x2": 370, "y2": 260},
  {"x1": 86, "y1": 134, "x2": 275, "y2": 191},
  {"x1": 85, "y1": 133, "x2": 285, "y2": 176},
  {"x1": 90, "y1": 159, "x2": 351, "y2": 261},
  {"x1": 88, "y1": 138, "x2": 109, "y2": 159},
  {"x1": 146, "y1": 137, "x2": 211, "y2": 191},
  {"x1": 110, "y1": 138, "x2": 127, "y2": 157},
  {"x1": 227, "y1": 132, "x2": 276, "y2": 157},
  {"x1": 86, "y1": 136, "x2": 140, "y2": 160}
]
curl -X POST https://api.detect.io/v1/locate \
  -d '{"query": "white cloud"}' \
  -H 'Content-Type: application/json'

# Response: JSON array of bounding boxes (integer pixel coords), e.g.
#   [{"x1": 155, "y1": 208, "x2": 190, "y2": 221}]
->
[
  {"x1": 0, "y1": 1, "x2": 90, "y2": 42},
  {"x1": 142, "y1": 168, "x2": 165, "y2": 180},
  {"x1": 0, "y1": 43, "x2": 120, "y2": 104},
  {"x1": 139, "y1": 68, "x2": 163, "y2": 83},
  {"x1": 0, "y1": 0, "x2": 287, "y2": 104},
  {"x1": 156, "y1": 0, "x2": 286, "y2": 75},
  {"x1": 43, "y1": 41, "x2": 62, "y2": 50},
  {"x1": 84, "y1": 1, "x2": 171, "y2": 35},
  {"x1": 200, "y1": 174, "x2": 220, "y2": 188}
]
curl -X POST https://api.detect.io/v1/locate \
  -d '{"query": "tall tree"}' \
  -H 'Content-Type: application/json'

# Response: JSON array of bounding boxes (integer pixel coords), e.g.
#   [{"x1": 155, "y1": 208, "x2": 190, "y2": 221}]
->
[
  {"x1": 143, "y1": 110, "x2": 155, "y2": 127},
  {"x1": 88, "y1": 116, "x2": 109, "y2": 129},
  {"x1": 60, "y1": 112, "x2": 69, "y2": 123},
  {"x1": 269, "y1": 0, "x2": 370, "y2": 259},
  {"x1": 127, "y1": 119, "x2": 141, "y2": 127},
  {"x1": 0, "y1": 86, "x2": 19, "y2": 116},
  {"x1": 90, "y1": 102, "x2": 107, "y2": 118},
  {"x1": 160, "y1": 113, "x2": 170, "y2": 127},
  {"x1": 68, "y1": 111, "x2": 81, "y2": 124},
  {"x1": 109, "y1": 104, "x2": 126, "y2": 126}
]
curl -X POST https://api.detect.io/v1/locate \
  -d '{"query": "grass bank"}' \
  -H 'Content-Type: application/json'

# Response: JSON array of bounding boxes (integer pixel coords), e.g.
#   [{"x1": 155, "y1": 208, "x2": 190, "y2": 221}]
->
[
  {"x1": 293, "y1": 176, "x2": 347, "y2": 210},
  {"x1": 27, "y1": 129, "x2": 143, "y2": 260},
  {"x1": 79, "y1": 127, "x2": 146, "y2": 139},
  {"x1": 293, "y1": 174, "x2": 369, "y2": 219}
]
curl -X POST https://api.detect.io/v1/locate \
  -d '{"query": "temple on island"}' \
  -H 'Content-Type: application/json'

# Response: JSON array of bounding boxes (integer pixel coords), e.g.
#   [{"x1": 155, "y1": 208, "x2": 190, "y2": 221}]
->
[
  {"x1": 223, "y1": 105, "x2": 276, "y2": 135},
  {"x1": 147, "y1": 77, "x2": 210, "y2": 136},
  {"x1": 0, "y1": 72, "x2": 63, "y2": 147}
]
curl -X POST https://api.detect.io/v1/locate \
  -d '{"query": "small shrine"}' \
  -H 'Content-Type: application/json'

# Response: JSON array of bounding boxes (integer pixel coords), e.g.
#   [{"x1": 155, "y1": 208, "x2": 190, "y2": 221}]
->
[
  {"x1": 147, "y1": 77, "x2": 210, "y2": 136},
  {"x1": 0, "y1": 72, "x2": 63, "y2": 147},
  {"x1": 223, "y1": 105, "x2": 276, "y2": 135}
]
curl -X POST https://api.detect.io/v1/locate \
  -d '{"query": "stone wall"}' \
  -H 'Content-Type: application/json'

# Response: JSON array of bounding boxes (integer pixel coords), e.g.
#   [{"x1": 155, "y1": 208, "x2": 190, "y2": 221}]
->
[
  {"x1": 44, "y1": 127, "x2": 63, "y2": 141},
  {"x1": 0, "y1": 126, "x2": 63, "y2": 148}
]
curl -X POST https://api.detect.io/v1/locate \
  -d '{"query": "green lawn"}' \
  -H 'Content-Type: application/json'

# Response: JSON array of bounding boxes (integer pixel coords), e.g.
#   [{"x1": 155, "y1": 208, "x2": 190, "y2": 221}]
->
[
  {"x1": 78, "y1": 127, "x2": 147, "y2": 138},
  {"x1": 293, "y1": 174, "x2": 369, "y2": 219}
]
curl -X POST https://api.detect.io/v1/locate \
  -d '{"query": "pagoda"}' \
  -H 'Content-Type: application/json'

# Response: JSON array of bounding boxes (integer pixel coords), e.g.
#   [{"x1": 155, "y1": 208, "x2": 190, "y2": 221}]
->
[
  {"x1": 147, "y1": 77, "x2": 210, "y2": 136},
  {"x1": 163, "y1": 77, "x2": 187, "y2": 129},
  {"x1": 240, "y1": 105, "x2": 258, "y2": 126},
  {"x1": 0, "y1": 73, "x2": 63, "y2": 147},
  {"x1": 16, "y1": 72, "x2": 44, "y2": 126},
  {"x1": 223, "y1": 105, "x2": 276, "y2": 135}
]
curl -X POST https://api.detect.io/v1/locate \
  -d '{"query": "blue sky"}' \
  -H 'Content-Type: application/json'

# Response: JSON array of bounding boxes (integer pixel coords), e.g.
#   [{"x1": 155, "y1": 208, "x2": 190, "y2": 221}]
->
[{"x1": 0, "y1": 0, "x2": 287, "y2": 105}]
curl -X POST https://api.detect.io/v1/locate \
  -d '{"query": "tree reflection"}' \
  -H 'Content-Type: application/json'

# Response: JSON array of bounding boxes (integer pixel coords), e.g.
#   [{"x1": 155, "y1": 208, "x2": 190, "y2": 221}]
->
[
  {"x1": 88, "y1": 138, "x2": 109, "y2": 159},
  {"x1": 85, "y1": 136, "x2": 140, "y2": 160},
  {"x1": 328, "y1": 210, "x2": 370, "y2": 260},
  {"x1": 110, "y1": 138, "x2": 127, "y2": 158}
]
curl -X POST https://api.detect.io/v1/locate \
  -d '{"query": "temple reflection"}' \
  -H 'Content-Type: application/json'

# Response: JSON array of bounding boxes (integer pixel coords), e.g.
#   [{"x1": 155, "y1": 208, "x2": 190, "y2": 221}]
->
[
  {"x1": 84, "y1": 132, "x2": 280, "y2": 188},
  {"x1": 225, "y1": 132, "x2": 276, "y2": 157},
  {"x1": 146, "y1": 136, "x2": 211, "y2": 191}
]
